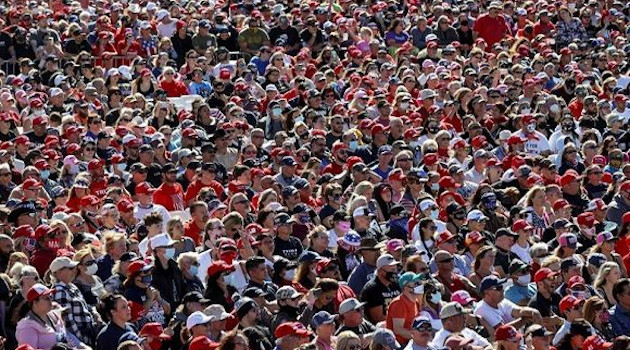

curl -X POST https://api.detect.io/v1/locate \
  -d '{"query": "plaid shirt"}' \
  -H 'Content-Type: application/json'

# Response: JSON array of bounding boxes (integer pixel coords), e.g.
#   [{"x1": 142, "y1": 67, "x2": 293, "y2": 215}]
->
[{"x1": 52, "y1": 282, "x2": 99, "y2": 346}]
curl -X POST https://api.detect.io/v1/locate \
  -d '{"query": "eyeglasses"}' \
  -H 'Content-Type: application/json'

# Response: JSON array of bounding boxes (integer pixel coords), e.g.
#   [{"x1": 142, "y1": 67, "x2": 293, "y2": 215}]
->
[
  {"x1": 84, "y1": 148, "x2": 95, "y2": 152},
  {"x1": 398, "y1": 158, "x2": 411, "y2": 162},
  {"x1": 71, "y1": 221, "x2": 86, "y2": 227},
  {"x1": 236, "y1": 199, "x2": 249, "y2": 205},
  {"x1": 83, "y1": 260, "x2": 96, "y2": 266},
  {"x1": 489, "y1": 286, "x2": 504, "y2": 291}
]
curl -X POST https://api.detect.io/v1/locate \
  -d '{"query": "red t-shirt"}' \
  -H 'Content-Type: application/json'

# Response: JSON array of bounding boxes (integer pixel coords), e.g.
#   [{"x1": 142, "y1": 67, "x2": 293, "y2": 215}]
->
[
  {"x1": 184, "y1": 220, "x2": 203, "y2": 245},
  {"x1": 153, "y1": 183, "x2": 185, "y2": 211},
  {"x1": 321, "y1": 162, "x2": 343, "y2": 175},
  {"x1": 90, "y1": 179, "x2": 108, "y2": 198},
  {"x1": 474, "y1": 14, "x2": 509, "y2": 49},
  {"x1": 184, "y1": 179, "x2": 224, "y2": 205},
  {"x1": 533, "y1": 21, "x2": 555, "y2": 36},
  {"x1": 159, "y1": 79, "x2": 190, "y2": 97},
  {"x1": 385, "y1": 294, "x2": 418, "y2": 344}
]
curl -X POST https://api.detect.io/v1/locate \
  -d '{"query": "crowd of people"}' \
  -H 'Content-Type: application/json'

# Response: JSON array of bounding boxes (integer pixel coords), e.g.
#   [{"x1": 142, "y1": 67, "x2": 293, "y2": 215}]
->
[{"x1": 0, "y1": 0, "x2": 630, "y2": 349}]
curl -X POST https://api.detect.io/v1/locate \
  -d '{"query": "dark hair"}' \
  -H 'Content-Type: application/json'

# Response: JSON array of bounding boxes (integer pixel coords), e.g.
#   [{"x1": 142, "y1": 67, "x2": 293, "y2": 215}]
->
[
  {"x1": 245, "y1": 256, "x2": 266, "y2": 273},
  {"x1": 100, "y1": 294, "x2": 126, "y2": 322},
  {"x1": 613, "y1": 278, "x2": 630, "y2": 303},
  {"x1": 144, "y1": 212, "x2": 163, "y2": 227}
]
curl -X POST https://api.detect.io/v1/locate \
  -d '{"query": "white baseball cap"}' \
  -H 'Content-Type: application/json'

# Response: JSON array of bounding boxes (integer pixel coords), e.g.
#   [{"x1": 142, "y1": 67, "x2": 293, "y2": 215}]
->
[
  {"x1": 186, "y1": 311, "x2": 212, "y2": 330},
  {"x1": 50, "y1": 257, "x2": 79, "y2": 273},
  {"x1": 150, "y1": 233, "x2": 176, "y2": 249}
]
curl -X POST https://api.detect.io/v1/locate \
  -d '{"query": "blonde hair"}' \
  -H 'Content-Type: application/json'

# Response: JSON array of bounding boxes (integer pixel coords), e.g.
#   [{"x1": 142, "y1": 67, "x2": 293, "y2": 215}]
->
[
  {"x1": 583, "y1": 296, "x2": 606, "y2": 324},
  {"x1": 353, "y1": 181, "x2": 374, "y2": 198},
  {"x1": 594, "y1": 262, "x2": 620, "y2": 289},
  {"x1": 337, "y1": 331, "x2": 361, "y2": 350},
  {"x1": 177, "y1": 252, "x2": 198, "y2": 266}
]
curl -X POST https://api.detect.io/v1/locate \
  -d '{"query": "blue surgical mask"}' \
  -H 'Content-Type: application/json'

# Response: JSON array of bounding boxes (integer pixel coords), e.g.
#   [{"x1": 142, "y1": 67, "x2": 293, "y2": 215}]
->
[
  {"x1": 116, "y1": 163, "x2": 127, "y2": 172},
  {"x1": 164, "y1": 247, "x2": 176, "y2": 260},
  {"x1": 189, "y1": 265, "x2": 199, "y2": 277},
  {"x1": 141, "y1": 275, "x2": 152, "y2": 285},
  {"x1": 272, "y1": 108, "x2": 283, "y2": 117},
  {"x1": 430, "y1": 291, "x2": 442, "y2": 304},
  {"x1": 40, "y1": 170, "x2": 50, "y2": 180},
  {"x1": 348, "y1": 140, "x2": 358, "y2": 151},
  {"x1": 431, "y1": 183, "x2": 440, "y2": 192},
  {"x1": 430, "y1": 209, "x2": 439, "y2": 220}
]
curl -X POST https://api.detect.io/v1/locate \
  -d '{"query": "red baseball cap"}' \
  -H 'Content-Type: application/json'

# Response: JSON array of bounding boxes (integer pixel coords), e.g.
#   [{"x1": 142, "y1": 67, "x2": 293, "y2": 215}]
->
[
  {"x1": 88, "y1": 158, "x2": 105, "y2": 171},
  {"x1": 128, "y1": 260, "x2": 153, "y2": 275},
  {"x1": 507, "y1": 135, "x2": 527, "y2": 146},
  {"x1": 207, "y1": 261, "x2": 235, "y2": 278},
  {"x1": 26, "y1": 283, "x2": 54, "y2": 302},
  {"x1": 471, "y1": 135, "x2": 488, "y2": 149},
  {"x1": 32, "y1": 116, "x2": 48, "y2": 126},
  {"x1": 13, "y1": 225, "x2": 34, "y2": 239},
  {"x1": 559, "y1": 295, "x2": 584, "y2": 314},
  {"x1": 577, "y1": 212, "x2": 597, "y2": 228},
  {"x1": 189, "y1": 336, "x2": 220, "y2": 350},
  {"x1": 183, "y1": 128, "x2": 198, "y2": 138},
  {"x1": 423, "y1": 153, "x2": 439, "y2": 166},
  {"x1": 495, "y1": 325, "x2": 523, "y2": 342},
  {"x1": 33, "y1": 224, "x2": 55, "y2": 241},
  {"x1": 511, "y1": 219, "x2": 533, "y2": 232},
  {"x1": 439, "y1": 176, "x2": 460, "y2": 189},
  {"x1": 140, "y1": 322, "x2": 172, "y2": 340},
  {"x1": 435, "y1": 231, "x2": 456, "y2": 246},
  {"x1": 117, "y1": 199, "x2": 134, "y2": 213},
  {"x1": 559, "y1": 172, "x2": 581, "y2": 187},
  {"x1": 465, "y1": 231, "x2": 485, "y2": 246},
  {"x1": 553, "y1": 199, "x2": 571, "y2": 211},
  {"x1": 274, "y1": 322, "x2": 312, "y2": 339},
  {"x1": 567, "y1": 275, "x2": 586, "y2": 289},
  {"x1": 22, "y1": 178, "x2": 41, "y2": 191},
  {"x1": 15, "y1": 135, "x2": 30, "y2": 146},
  {"x1": 371, "y1": 124, "x2": 389, "y2": 136},
  {"x1": 135, "y1": 182, "x2": 156, "y2": 195},
  {"x1": 533, "y1": 268, "x2": 558, "y2": 283},
  {"x1": 245, "y1": 223, "x2": 269, "y2": 236}
]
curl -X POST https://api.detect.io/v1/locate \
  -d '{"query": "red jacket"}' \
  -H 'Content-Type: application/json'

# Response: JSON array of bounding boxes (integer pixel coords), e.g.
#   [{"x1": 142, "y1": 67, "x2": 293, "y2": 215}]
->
[
  {"x1": 153, "y1": 183, "x2": 185, "y2": 211},
  {"x1": 159, "y1": 79, "x2": 189, "y2": 97}
]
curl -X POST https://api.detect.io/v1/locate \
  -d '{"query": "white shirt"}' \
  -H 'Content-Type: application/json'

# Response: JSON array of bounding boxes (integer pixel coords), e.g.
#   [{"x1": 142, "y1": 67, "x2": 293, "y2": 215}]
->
[
  {"x1": 133, "y1": 204, "x2": 171, "y2": 227},
  {"x1": 432, "y1": 327, "x2": 491, "y2": 348},
  {"x1": 156, "y1": 21, "x2": 177, "y2": 38},
  {"x1": 510, "y1": 242, "x2": 533, "y2": 264},
  {"x1": 197, "y1": 249, "x2": 213, "y2": 287},
  {"x1": 473, "y1": 299, "x2": 518, "y2": 328},
  {"x1": 552, "y1": 320, "x2": 596, "y2": 346},
  {"x1": 464, "y1": 168, "x2": 484, "y2": 183},
  {"x1": 513, "y1": 130, "x2": 550, "y2": 155}
]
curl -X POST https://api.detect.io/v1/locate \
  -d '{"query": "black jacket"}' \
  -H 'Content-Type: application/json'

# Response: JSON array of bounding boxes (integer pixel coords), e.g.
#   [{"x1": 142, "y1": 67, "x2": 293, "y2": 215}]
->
[{"x1": 151, "y1": 258, "x2": 185, "y2": 305}]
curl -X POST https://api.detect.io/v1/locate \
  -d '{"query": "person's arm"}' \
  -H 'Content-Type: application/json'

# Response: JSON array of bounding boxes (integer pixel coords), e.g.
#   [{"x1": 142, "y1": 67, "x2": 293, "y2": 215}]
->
[
  {"x1": 366, "y1": 305, "x2": 386, "y2": 323},
  {"x1": 512, "y1": 306, "x2": 543, "y2": 325},
  {"x1": 391, "y1": 318, "x2": 412, "y2": 340}
]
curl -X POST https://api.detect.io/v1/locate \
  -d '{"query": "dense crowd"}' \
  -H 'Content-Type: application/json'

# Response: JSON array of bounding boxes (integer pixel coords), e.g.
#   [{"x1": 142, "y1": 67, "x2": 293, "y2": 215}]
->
[{"x1": 1, "y1": 0, "x2": 630, "y2": 350}]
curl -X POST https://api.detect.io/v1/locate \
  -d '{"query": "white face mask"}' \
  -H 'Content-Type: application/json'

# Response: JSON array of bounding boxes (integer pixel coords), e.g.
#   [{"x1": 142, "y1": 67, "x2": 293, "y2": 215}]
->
[
  {"x1": 517, "y1": 274, "x2": 531, "y2": 285},
  {"x1": 527, "y1": 123, "x2": 536, "y2": 133},
  {"x1": 413, "y1": 285, "x2": 424, "y2": 295},
  {"x1": 400, "y1": 102, "x2": 410, "y2": 110},
  {"x1": 85, "y1": 264, "x2": 98, "y2": 275},
  {"x1": 283, "y1": 269, "x2": 296, "y2": 281},
  {"x1": 430, "y1": 210, "x2": 439, "y2": 220}
]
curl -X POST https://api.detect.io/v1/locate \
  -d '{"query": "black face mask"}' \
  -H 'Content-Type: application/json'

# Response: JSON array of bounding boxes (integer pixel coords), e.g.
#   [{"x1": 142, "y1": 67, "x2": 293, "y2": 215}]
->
[
  {"x1": 385, "y1": 271, "x2": 399, "y2": 283},
  {"x1": 453, "y1": 210, "x2": 467, "y2": 220},
  {"x1": 562, "y1": 123, "x2": 575, "y2": 132}
]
